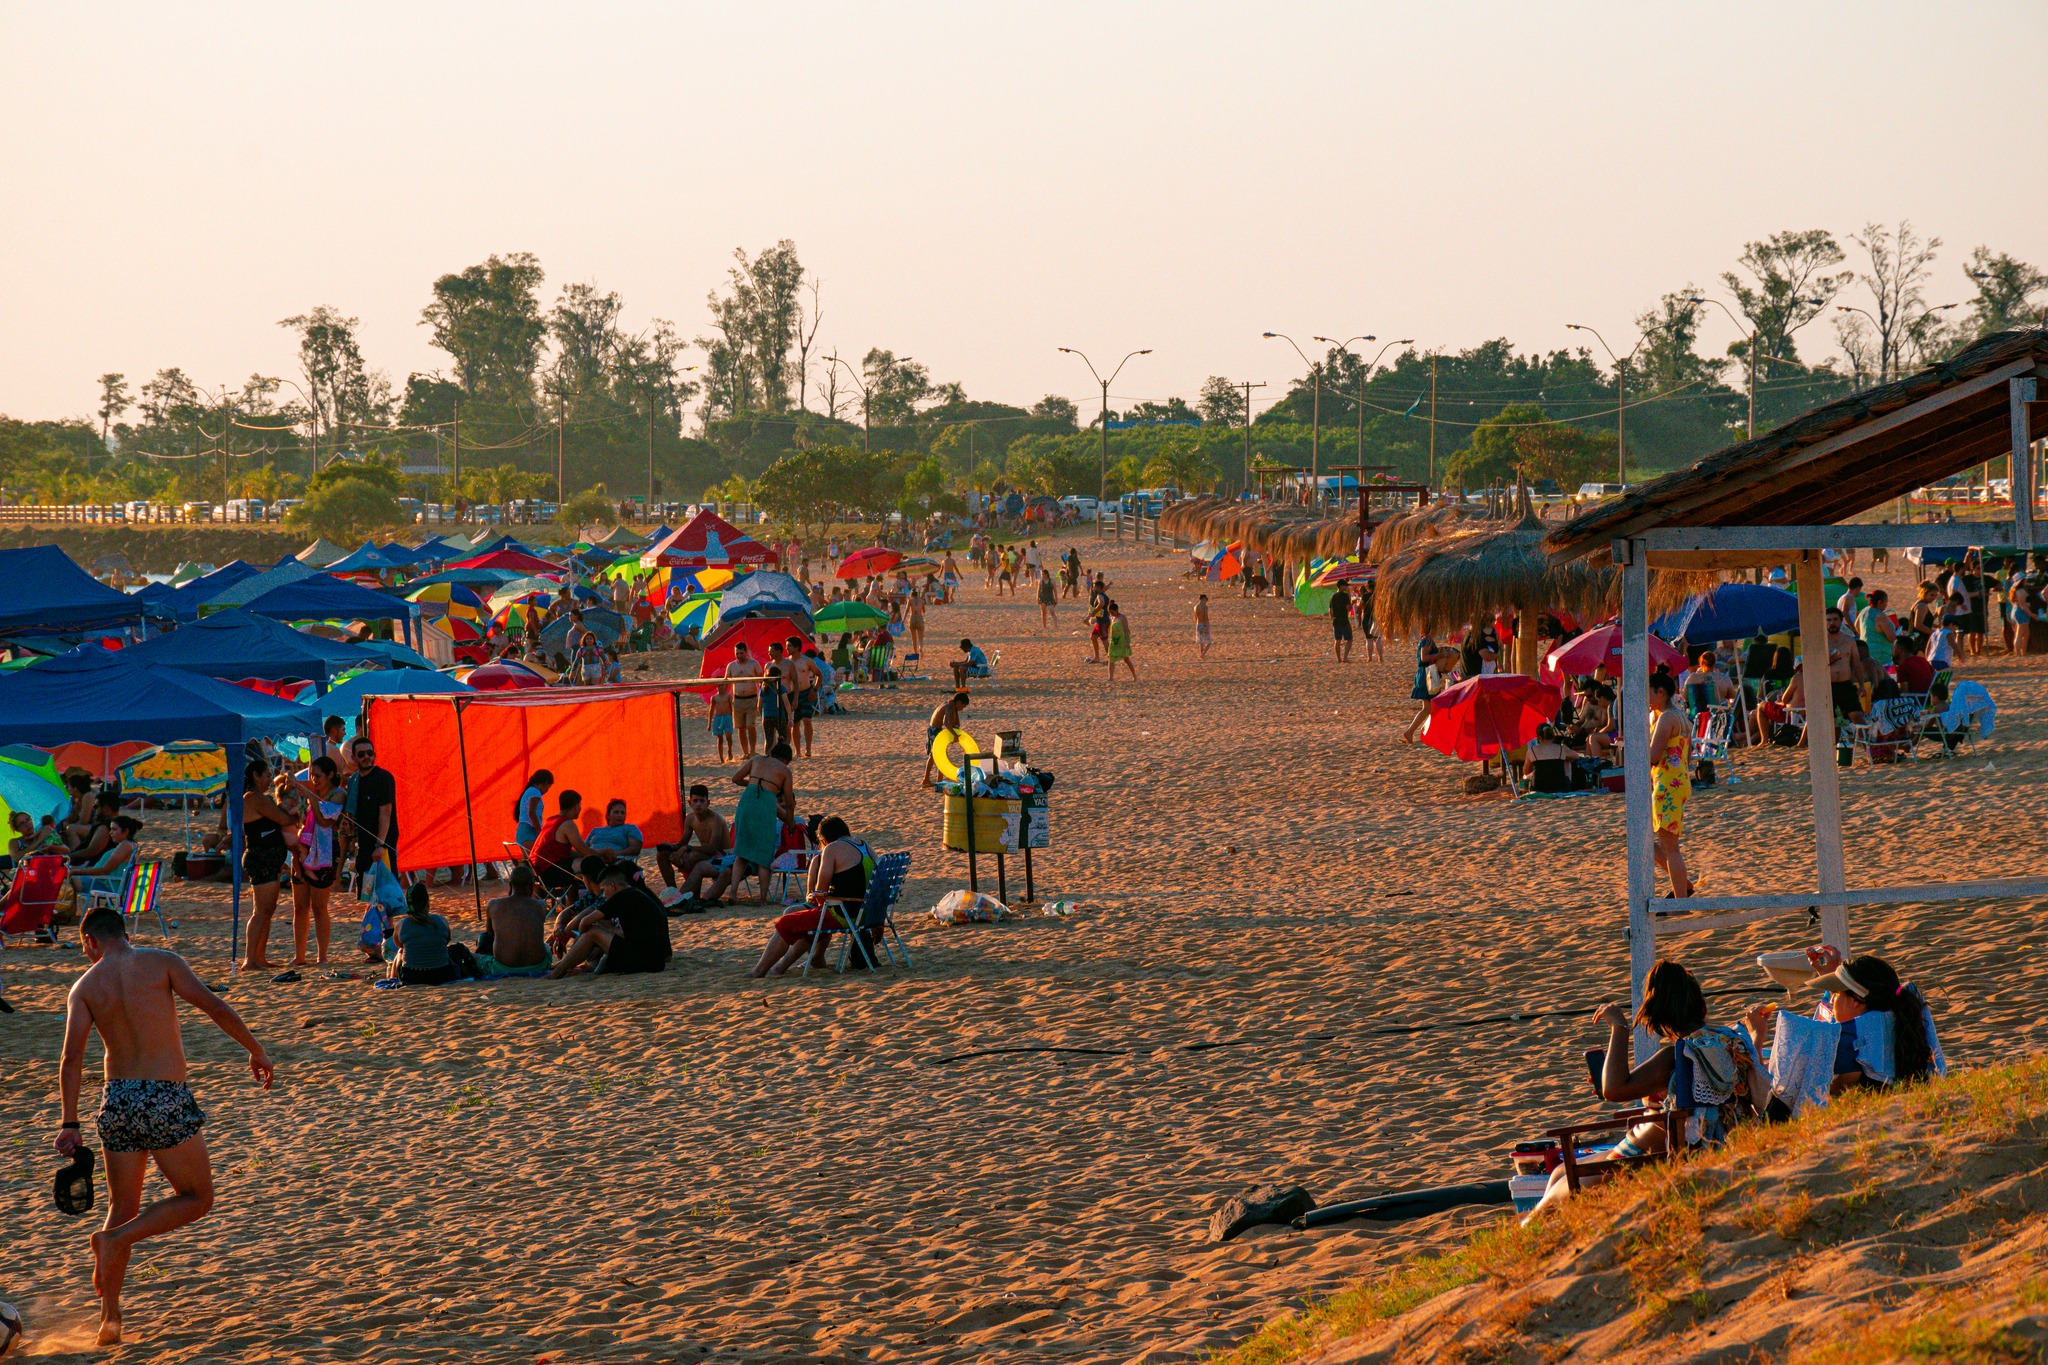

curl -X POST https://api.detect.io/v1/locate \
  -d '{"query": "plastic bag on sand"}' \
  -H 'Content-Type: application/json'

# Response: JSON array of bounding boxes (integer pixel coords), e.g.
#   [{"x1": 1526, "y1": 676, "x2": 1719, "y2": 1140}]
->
[{"x1": 932, "y1": 889, "x2": 1010, "y2": 924}]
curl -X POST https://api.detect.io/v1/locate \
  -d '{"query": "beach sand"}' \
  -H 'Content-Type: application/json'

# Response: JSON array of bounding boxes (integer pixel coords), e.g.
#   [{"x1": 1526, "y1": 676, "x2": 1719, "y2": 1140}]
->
[{"x1": 1, "y1": 535, "x2": 2043, "y2": 1363}]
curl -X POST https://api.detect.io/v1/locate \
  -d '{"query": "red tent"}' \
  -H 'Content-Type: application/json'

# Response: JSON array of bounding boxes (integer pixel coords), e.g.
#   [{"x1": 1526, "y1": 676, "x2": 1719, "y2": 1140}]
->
[
  {"x1": 641, "y1": 510, "x2": 779, "y2": 571},
  {"x1": 698, "y1": 615, "x2": 814, "y2": 679},
  {"x1": 450, "y1": 549, "x2": 561, "y2": 575}
]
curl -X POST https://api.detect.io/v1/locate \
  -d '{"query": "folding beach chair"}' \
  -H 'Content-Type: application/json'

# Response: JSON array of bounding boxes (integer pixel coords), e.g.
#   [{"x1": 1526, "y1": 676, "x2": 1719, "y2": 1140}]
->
[
  {"x1": 88, "y1": 859, "x2": 176, "y2": 941},
  {"x1": 1542, "y1": 1106, "x2": 1684, "y2": 1194},
  {"x1": 1690, "y1": 704, "x2": 1739, "y2": 778},
  {"x1": 0, "y1": 853, "x2": 71, "y2": 947},
  {"x1": 802, "y1": 851, "x2": 912, "y2": 977}
]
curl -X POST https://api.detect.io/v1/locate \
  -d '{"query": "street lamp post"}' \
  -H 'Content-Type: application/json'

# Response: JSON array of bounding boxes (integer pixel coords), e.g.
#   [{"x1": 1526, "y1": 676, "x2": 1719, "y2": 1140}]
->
[
  {"x1": 821, "y1": 355, "x2": 910, "y2": 452},
  {"x1": 1563, "y1": 323, "x2": 1654, "y2": 485},
  {"x1": 1057, "y1": 346, "x2": 1151, "y2": 535},
  {"x1": 1682, "y1": 295, "x2": 1826, "y2": 441},
  {"x1": 1315, "y1": 334, "x2": 1412, "y2": 487},
  {"x1": 1263, "y1": 332, "x2": 1323, "y2": 504}
]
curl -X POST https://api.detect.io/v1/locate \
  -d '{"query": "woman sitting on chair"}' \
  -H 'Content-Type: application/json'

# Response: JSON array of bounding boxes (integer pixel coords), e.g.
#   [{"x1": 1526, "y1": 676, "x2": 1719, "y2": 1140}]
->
[
  {"x1": 1524, "y1": 960, "x2": 1760, "y2": 1221},
  {"x1": 751, "y1": 817, "x2": 868, "y2": 978}
]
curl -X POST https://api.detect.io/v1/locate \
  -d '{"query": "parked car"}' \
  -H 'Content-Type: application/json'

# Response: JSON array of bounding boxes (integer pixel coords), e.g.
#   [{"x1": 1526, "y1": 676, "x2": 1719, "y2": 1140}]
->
[
  {"x1": 1575, "y1": 482, "x2": 1627, "y2": 500},
  {"x1": 179, "y1": 501, "x2": 214, "y2": 522},
  {"x1": 222, "y1": 498, "x2": 267, "y2": 522},
  {"x1": 1060, "y1": 495, "x2": 1101, "y2": 519}
]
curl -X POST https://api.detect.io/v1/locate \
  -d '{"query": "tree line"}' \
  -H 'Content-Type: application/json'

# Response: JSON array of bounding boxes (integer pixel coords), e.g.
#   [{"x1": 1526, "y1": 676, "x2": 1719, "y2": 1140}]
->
[{"x1": 2, "y1": 223, "x2": 2040, "y2": 526}]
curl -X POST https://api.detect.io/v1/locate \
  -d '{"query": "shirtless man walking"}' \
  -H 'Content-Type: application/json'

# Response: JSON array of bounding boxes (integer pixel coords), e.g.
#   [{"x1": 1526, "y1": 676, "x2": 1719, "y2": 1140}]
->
[
  {"x1": 1194, "y1": 593, "x2": 1213, "y2": 660},
  {"x1": 56, "y1": 908, "x2": 274, "y2": 1345},
  {"x1": 723, "y1": 642, "x2": 766, "y2": 757}
]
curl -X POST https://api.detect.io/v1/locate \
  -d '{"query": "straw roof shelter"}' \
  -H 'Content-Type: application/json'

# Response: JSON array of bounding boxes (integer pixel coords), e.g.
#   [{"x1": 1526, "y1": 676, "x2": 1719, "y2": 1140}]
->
[{"x1": 1542, "y1": 327, "x2": 2048, "y2": 1045}]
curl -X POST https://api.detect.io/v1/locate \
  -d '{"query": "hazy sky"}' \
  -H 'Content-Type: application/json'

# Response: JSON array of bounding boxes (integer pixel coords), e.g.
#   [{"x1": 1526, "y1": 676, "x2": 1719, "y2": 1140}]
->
[{"x1": 4, "y1": 2, "x2": 2044, "y2": 425}]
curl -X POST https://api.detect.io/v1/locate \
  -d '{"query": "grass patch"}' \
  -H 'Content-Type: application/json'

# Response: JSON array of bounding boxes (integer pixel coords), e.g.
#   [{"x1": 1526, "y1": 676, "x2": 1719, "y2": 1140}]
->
[{"x1": 1210, "y1": 1056, "x2": 2048, "y2": 1365}]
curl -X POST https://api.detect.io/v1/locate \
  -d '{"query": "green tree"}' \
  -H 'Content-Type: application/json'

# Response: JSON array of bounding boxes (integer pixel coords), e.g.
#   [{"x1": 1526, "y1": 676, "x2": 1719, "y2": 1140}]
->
[
  {"x1": 1142, "y1": 441, "x2": 1219, "y2": 492},
  {"x1": 421, "y1": 252, "x2": 547, "y2": 405},
  {"x1": 1196, "y1": 376, "x2": 1246, "y2": 426},
  {"x1": 96, "y1": 374, "x2": 129, "y2": 449},
  {"x1": 562, "y1": 483, "x2": 618, "y2": 528},
  {"x1": 1448, "y1": 404, "x2": 1616, "y2": 489},
  {"x1": 1720, "y1": 229, "x2": 1851, "y2": 368},
  {"x1": 307, "y1": 450, "x2": 403, "y2": 495},
  {"x1": 1030, "y1": 394, "x2": 1078, "y2": 428},
  {"x1": 861, "y1": 349, "x2": 930, "y2": 427},
  {"x1": 287, "y1": 476, "x2": 400, "y2": 541},
  {"x1": 1958, "y1": 247, "x2": 2047, "y2": 339},
  {"x1": 1832, "y1": 220, "x2": 1944, "y2": 385},
  {"x1": 280, "y1": 306, "x2": 389, "y2": 464},
  {"x1": 544, "y1": 281, "x2": 625, "y2": 419},
  {"x1": 699, "y1": 240, "x2": 806, "y2": 419},
  {"x1": 1123, "y1": 397, "x2": 1200, "y2": 424}
]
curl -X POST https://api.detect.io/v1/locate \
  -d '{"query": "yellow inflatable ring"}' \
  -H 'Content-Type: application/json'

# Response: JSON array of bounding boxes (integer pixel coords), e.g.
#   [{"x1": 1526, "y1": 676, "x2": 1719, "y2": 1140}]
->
[{"x1": 930, "y1": 726, "x2": 979, "y2": 782}]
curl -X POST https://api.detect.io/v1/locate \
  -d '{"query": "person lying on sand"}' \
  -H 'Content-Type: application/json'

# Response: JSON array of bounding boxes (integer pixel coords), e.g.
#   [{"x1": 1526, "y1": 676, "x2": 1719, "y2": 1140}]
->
[{"x1": 1522, "y1": 959, "x2": 1761, "y2": 1222}]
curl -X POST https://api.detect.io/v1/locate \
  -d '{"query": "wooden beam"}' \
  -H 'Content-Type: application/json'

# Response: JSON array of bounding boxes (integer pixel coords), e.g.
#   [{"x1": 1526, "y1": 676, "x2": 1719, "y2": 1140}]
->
[
  {"x1": 1652, "y1": 874, "x2": 2048, "y2": 919},
  {"x1": 1642, "y1": 522, "x2": 2018, "y2": 553},
  {"x1": 1644, "y1": 550, "x2": 1802, "y2": 571},
  {"x1": 1620, "y1": 539, "x2": 1656, "y2": 1061},
  {"x1": 1565, "y1": 357, "x2": 2039, "y2": 550},
  {"x1": 2015, "y1": 378, "x2": 2038, "y2": 554},
  {"x1": 1794, "y1": 552, "x2": 1849, "y2": 955}
]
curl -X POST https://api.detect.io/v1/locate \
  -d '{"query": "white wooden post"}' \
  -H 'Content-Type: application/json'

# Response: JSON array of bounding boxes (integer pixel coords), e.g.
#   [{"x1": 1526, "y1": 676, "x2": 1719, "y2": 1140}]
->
[
  {"x1": 1619, "y1": 538, "x2": 1656, "y2": 1060},
  {"x1": 2012, "y1": 378, "x2": 2037, "y2": 554},
  {"x1": 1794, "y1": 551, "x2": 1850, "y2": 954}
]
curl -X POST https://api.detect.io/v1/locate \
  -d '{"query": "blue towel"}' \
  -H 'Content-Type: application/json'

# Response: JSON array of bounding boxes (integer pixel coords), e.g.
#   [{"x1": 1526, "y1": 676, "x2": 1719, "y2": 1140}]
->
[{"x1": 1850, "y1": 1011, "x2": 1894, "y2": 1084}]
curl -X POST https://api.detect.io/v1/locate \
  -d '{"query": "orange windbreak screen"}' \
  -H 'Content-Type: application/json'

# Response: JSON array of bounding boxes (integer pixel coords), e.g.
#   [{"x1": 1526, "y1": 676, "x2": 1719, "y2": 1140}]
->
[{"x1": 365, "y1": 691, "x2": 684, "y2": 872}]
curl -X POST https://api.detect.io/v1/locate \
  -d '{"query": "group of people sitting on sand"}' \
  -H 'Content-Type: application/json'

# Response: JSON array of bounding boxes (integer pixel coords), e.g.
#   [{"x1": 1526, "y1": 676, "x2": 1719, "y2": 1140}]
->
[
  {"x1": 0, "y1": 773, "x2": 150, "y2": 906},
  {"x1": 1524, "y1": 945, "x2": 1940, "y2": 1220}
]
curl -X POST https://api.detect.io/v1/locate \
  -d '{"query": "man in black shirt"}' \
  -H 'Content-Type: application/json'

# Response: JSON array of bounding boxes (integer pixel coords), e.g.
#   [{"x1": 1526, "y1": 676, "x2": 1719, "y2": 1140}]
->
[
  {"x1": 548, "y1": 864, "x2": 672, "y2": 977},
  {"x1": 1329, "y1": 585, "x2": 1354, "y2": 662},
  {"x1": 345, "y1": 737, "x2": 399, "y2": 880}
]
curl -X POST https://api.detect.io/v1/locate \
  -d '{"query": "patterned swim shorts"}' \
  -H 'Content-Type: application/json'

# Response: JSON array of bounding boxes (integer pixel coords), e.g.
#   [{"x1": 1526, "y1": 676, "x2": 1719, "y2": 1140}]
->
[{"x1": 97, "y1": 1079, "x2": 206, "y2": 1153}]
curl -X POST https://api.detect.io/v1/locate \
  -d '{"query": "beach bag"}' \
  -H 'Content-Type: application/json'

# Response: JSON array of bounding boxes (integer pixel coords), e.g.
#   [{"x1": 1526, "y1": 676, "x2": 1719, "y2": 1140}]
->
[
  {"x1": 358, "y1": 904, "x2": 388, "y2": 953},
  {"x1": 447, "y1": 943, "x2": 484, "y2": 980},
  {"x1": 1693, "y1": 759, "x2": 1716, "y2": 786},
  {"x1": 1771, "y1": 723, "x2": 1803, "y2": 747},
  {"x1": 1462, "y1": 773, "x2": 1502, "y2": 795}
]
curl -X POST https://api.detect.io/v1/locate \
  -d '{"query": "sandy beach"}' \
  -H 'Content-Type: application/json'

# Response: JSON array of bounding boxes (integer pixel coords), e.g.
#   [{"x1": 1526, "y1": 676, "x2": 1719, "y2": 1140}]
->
[{"x1": 3, "y1": 532, "x2": 2044, "y2": 1363}]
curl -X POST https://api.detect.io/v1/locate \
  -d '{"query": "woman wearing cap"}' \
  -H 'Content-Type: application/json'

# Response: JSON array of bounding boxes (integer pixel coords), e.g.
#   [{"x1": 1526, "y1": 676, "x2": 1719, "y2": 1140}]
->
[{"x1": 1746, "y1": 946, "x2": 1940, "y2": 1108}]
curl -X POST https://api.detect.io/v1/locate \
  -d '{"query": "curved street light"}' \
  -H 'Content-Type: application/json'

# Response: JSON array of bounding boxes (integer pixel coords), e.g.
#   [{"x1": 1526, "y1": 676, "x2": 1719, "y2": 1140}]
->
[
  {"x1": 1057, "y1": 346, "x2": 1151, "y2": 524},
  {"x1": 1314, "y1": 334, "x2": 1411, "y2": 499}
]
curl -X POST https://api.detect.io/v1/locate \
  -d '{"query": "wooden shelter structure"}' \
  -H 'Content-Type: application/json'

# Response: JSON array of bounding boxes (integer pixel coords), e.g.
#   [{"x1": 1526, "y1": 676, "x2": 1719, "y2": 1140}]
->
[{"x1": 1545, "y1": 328, "x2": 2048, "y2": 1041}]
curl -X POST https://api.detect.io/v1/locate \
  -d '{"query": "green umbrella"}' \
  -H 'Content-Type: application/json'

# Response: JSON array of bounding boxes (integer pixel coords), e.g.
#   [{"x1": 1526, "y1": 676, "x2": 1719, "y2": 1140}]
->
[{"x1": 813, "y1": 600, "x2": 890, "y2": 634}]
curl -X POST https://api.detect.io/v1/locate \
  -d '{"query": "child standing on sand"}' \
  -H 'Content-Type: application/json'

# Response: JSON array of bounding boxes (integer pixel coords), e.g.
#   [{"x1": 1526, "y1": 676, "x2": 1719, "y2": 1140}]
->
[
  {"x1": 708, "y1": 684, "x2": 735, "y2": 763},
  {"x1": 1194, "y1": 594, "x2": 1212, "y2": 659},
  {"x1": 1108, "y1": 602, "x2": 1136, "y2": 680}
]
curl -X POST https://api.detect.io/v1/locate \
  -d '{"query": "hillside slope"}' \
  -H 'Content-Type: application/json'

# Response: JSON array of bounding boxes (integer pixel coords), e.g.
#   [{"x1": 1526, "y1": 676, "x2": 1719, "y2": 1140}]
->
[{"x1": 1218, "y1": 1058, "x2": 2048, "y2": 1365}]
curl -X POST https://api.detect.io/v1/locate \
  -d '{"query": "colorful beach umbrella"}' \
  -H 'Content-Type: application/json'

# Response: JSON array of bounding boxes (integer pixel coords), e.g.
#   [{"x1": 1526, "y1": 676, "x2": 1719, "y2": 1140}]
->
[
  {"x1": 464, "y1": 660, "x2": 551, "y2": 691},
  {"x1": 836, "y1": 547, "x2": 902, "y2": 580},
  {"x1": 1422, "y1": 674, "x2": 1562, "y2": 762},
  {"x1": 0, "y1": 745, "x2": 67, "y2": 831},
  {"x1": 894, "y1": 555, "x2": 941, "y2": 575},
  {"x1": 1312, "y1": 560, "x2": 1375, "y2": 587},
  {"x1": 813, "y1": 600, "x2": 890, "y2": 634},
  {"x1": 118, "y1": 740, "x2": 228, "y2": 797},
  {"x1": 1545, "y1": 621, "x2": 1685, "y2": 679},
  {"x1": 405, "y1": 582, "x2": 488, "y2": 621},
  {"x1": 670, "y1": 592, "x2": 722, "y2": 635}
]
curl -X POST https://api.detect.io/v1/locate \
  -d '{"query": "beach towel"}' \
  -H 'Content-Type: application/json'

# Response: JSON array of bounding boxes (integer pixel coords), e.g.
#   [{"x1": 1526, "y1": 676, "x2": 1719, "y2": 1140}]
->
[
  {"x1": 1769, "y1": 1010, "x2": 1838, "y2": 1116},
  {"x1": 1939, "y1": 679, "x2": 1995, "y2": 736},
  {"x1": 732, "y1": 783, "x2": 780, "y2": 869},
  {"x1": 1847, "y1": 997, "x2": 1947, "y2": 1083}
]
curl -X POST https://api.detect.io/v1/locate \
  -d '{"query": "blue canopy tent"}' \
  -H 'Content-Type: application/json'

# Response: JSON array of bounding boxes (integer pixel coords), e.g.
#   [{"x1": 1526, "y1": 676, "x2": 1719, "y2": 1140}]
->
[
  {"x1": 0, "y1": 545, "x2": 171, "y2": 638},
  {"x1": 120, "y1": 608, "x2": 377, "y2": 691},
  {"x1": 467, "y1": 534, "x2": 538, "y2": 557},
  {"x1": 325, "y1": 541, "x2": 413, "y2": 574},
  {"x1": 160, "y1": 560, "x2": 264, "y2": 621},
  {"x1": 238, "y1": 574, "x2": 420, "y2": 647},
  {"x1": 0, "y1": 646, "x2": 323, "y2": 965},
  {"x1": 1651, "y1": 583, "x2": 1802, "y2": 645},
  {"x1": 317, "y1": 666, "x2": 472, "y2": 721},
  {"x1": 718, "y1": 570, "x2": 813, "y2": 626},
  {"x1": 348, "y1": 639, "x2": 438, "y2": 671},
  {"x1": 409, "y1": 536, "x2": 460, "y2": 562},
  {"x1": 199, "y1": 557, "x2": 322, "y2": 610}
]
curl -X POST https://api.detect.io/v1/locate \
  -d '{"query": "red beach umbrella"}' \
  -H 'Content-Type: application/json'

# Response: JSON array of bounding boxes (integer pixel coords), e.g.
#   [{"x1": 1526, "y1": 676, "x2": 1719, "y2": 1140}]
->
[
  {"x1": 836, "y1": 547, "x2": 902, "y2": 580},
  {"x1": 465, "y1": 660, "x2": 550, "y2": 691},
  {"x1": 1422, "y1": 674, "x2": 1561, "y2": 762},
  {"x1": 1545, "y1": 621, "x2": 1685, "y2": 679}
]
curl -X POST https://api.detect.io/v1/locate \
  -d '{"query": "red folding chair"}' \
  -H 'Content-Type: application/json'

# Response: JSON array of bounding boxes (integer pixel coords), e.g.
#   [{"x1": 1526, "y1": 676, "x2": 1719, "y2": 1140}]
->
[{"x1": 0, "y1": 853, "x2": 72, "y2": 946}]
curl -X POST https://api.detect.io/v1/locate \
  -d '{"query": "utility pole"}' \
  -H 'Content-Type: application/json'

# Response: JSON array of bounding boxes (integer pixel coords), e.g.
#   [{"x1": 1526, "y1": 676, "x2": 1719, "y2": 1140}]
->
[
  {"x1": 451, "y1": 398, "x2": 461, "y2": 521},
  {"x1": 555, "y1": 413, "x2": 564, "y2": 514},
  {"x1": 1428, "y1": 356, "x2": 1438, "y2": 491},
  {"x1": 1239, "y1": 380, "x2": 1265, "y2": 495},
  {"x1": 219, "y1": 385, "x2": 231, "y2": 506},
  {"x1": 1309, "y1": 365, "x2": 1321, "y2": 506},
  {"x1": 1616, "y1": 359, "x2": 1628, "y2": 485},
  {"x1": 646, "y1": 405, "x2": 656, "y2": 521},
  {"x1": 1097, "y1": 376, "x2": 1110, "y2": 517}
]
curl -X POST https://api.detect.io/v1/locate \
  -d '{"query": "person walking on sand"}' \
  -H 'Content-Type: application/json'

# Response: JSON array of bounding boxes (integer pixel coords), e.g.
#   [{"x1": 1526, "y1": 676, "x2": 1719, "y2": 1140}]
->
[
  {"x1": 724, "y1": 642, "x2": 765, "y2": 757},
  {"x1": 1329, "y1": 583, "x2": 1354, "y2": 662},
  {"x1": 1037, "y1": 568, "x2": 1058, "y2": 628},
  {"x1": 1194, "y1": 593, "x2": 1213, "y2": 660},
  {"x1": 56, "y1": 907, "x2": 275, "y2": 1345},
  {"x1": 1107, "y1": 601, "x2": 1136, "y2": 681}
]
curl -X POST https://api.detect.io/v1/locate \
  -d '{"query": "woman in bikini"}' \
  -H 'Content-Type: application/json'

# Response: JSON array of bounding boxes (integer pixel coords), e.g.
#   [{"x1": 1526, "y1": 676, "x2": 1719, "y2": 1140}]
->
[{"x1": 237, "y1": 760, "x2": 300, "y2": 972}]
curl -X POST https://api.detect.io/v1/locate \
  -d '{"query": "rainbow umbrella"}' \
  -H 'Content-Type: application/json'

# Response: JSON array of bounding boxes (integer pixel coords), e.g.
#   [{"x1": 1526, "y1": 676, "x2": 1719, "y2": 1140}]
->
[
  {"x1": 683, "y1": 567, "x2": 735, "y2": 594},
  {"x1": 462, "y1": 660, "x2": 551, "y2": 691},
  {"x1": 1312, "y1": 560, "x2": 1374, "y2": 587},
  {"x1": 670, "y1": 592, "x2": 722, "y2": 634},
  {"x1": 488, "y1": 576, "x2": 565, "y2": 613},
  {"x1": 894, "y1": 555, "x2": 941, "y2": 575},
  {"x1": 406, "y1": 582, "x2": 488, "y2": 621}
]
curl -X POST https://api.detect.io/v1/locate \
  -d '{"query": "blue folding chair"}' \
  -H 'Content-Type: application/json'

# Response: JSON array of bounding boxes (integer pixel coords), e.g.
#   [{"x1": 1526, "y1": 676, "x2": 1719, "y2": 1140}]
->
[{"x1": 803, "y1": 851, "x2": 912, "y2": 976}]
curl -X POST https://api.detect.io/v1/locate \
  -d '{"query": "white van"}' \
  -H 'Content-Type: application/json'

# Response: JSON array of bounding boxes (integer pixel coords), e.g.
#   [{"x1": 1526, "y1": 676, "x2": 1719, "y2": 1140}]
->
[{"x1": 1575, "y1": 482, "x2": 1627, "y2": 500}]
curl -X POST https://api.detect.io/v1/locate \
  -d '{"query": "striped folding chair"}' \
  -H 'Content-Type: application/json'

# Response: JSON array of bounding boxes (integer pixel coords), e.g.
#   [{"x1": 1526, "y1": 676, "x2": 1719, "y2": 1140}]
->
[
  {"x1": 803, "y1": 851, "x2": 913, "y2": 977},
  {"x1": 90, "y1": 859, "x2": 176, "y2": 941}
]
